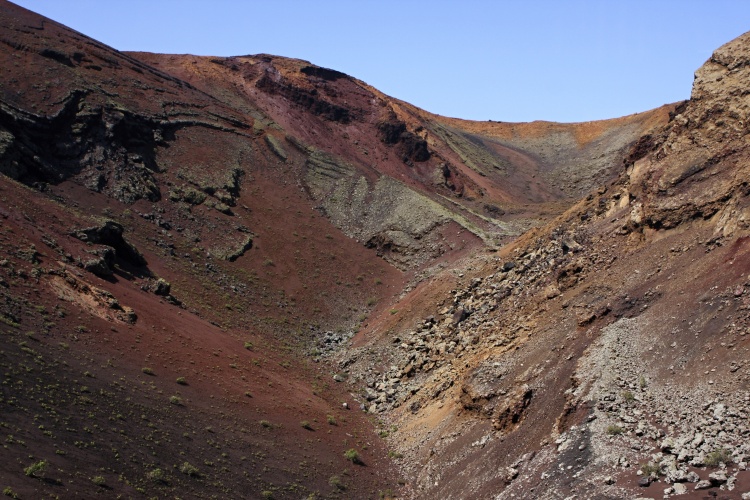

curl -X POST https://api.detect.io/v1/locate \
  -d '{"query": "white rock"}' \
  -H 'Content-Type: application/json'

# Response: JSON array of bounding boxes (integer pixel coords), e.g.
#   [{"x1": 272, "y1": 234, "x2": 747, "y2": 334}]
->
[{"x1": 672, "y1": 483, "x2": 688, "y2": 495}]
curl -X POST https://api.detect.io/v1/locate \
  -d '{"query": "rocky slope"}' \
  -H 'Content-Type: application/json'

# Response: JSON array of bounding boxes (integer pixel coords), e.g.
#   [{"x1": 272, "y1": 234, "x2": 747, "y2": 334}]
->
[
  {"x1": 338, "y1": 31, "x2": 750, "y2": 499},
  {"x1": 1, "y1": 0, "x2": 746, "y2": 499}
]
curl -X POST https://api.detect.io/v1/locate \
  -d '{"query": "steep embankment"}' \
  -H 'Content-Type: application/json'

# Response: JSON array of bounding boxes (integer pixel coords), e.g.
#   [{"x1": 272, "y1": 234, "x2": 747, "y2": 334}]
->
[
  {"x1": 0, "y1": 2, "x2": 403, "y2": 498},
  {"x1": 0, "y1": 0, "x2": 706, "y2": 499},
  {"x1": 342, "y1": 31, "x2": 750, "y2": 499}
]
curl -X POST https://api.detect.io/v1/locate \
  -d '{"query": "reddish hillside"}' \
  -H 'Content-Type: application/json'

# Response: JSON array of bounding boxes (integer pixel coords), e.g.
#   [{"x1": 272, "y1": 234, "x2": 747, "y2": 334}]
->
[
  {"x1": 342, "y1": 30, "x2": 750, "y2": 499},
  {"x1": 3, "y1": 1, "x2": 742, "y2": 499}
]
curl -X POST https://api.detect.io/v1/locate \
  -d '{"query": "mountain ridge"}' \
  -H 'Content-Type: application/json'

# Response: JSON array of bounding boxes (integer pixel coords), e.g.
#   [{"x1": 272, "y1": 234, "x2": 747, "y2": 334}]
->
[{"x1": 1, "y1": 1, "x2": 748, "y2": 498}]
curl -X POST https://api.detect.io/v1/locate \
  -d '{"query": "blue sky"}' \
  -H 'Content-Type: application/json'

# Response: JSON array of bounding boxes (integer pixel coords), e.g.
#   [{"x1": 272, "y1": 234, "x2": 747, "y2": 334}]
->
[{"x1": 13, "y1": 0, "x2": 750, "y2": 123}]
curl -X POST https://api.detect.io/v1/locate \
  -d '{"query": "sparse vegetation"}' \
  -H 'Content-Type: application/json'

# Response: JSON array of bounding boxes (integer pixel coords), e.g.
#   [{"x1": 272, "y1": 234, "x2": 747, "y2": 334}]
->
[
  {"x1": 326, "y1": 415, "x2": 337, "y2": 425},
  {"x1": 621, "y1": 390, "x2": 634, "y2": 402},
  {"x1": 24, "y1": 459, "x2": 47, "y2": 478},
  {"x1": 301, "y1": 420, "x2": 313, "y2": 430},
  {"x1": 640, "y1": 462, "x2": 661, "y2": 477},
  {"x1": 169, "y1": 395, "x2": 182, "y2": 405},
  {"x1": 176, "y1": 377, "x2": 187, "y2": 385},
  {"x1": 705, "y1": 447, "x2": 732, "y2": 466},
  {"x1": 344, "y1": 448, "x2": 361, "y2": 464},
  {"x1": 3, "y1": 487, "x2": 18, "y2": 499},
  {"x1": 147, "y1": 468, "x2": 167, "y2": 483},
  {"x1": 179, "y1": 461, "x2": 199, "y2": 477},
  {"x1": 606, "y1": 424, "x2": 624, "y2": 436},
  {"x1": 141, "y1": 367, "x2": 154, "y2": 375},
  {"x1": 260, "y1": 420, "x2": 273, "y2": 428},
  {"x1": 92, "y1": 475, "x2": 106, "y2": 486},
  {"x1": 329, "y1": 475, "x2": 346, "y2": 490}
]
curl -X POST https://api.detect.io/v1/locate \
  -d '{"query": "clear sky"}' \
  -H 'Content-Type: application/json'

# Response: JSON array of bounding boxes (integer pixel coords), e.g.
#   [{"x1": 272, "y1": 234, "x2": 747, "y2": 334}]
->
[{"x1": 11, "y1": 0, "x2": 750, "y2": 123}]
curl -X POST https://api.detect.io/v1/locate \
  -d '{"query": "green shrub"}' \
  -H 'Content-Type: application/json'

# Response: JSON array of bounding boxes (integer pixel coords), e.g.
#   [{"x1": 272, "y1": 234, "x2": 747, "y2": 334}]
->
[
  {"x1": 141, "y1": 367, "x2": 154, "y2": 375},
  {"x1": 147, "y1": 468, "x2": 166, "y2": 483},
  {"x1": 640, "y1": 462, "x2": 661, "y2": 477},
  {"x1": 329, "y1": 475, "x2": 346, "y2": 490},
  {"x1": 606, "y1": 424, "x2": 624, "y2": 436},
  {"x1": 169, "y1": 395, "x2": 182, "y2": 405},
  {"x1": 24, "y1": 460, "x2": 47, "y2": 478},
  {"x1": 3, "y1": 486, "x2": 18, "y2": 498},
  {"x1": 176, "y1": 377, "x2": 187, "y2": 385},
  {"x1": 300, "y1": 421, "x2": 313, "y2": 430},
  {"x1": 92, "y1": 475, "x2": 106, "y2": 486},
  {"x1": 179, "y1": 462, "x2": 199, "y2": 477},
  {"x1": 705, "y1": 448, "x2": 732, "y2": 466},
  {"x1": 326, "y1": 415, "x2": 337, "y2": 426},
  {"x1": 621, "y1": 390, "x2": 634, "y2": 402},
  {"x1": 344, "y1": 448, "x2": 361, "y2": 464}
]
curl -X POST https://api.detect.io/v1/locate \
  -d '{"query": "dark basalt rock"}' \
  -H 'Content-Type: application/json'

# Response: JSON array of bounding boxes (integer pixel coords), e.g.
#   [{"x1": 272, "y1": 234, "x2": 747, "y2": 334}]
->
[
  {"x1": 0, "y1": 91, "x2": 164, "y2": 203},
  {"x1": 256, "y1": 74, "x2": 355, "y2": 124},
  {"x1": 71, "y1": 221, "x2": 146, "y2": 267},
  {"x1": 377, "y1": 118, "x2": 431, "y2": 163},
  {"x1": 300, "y1": 65, "x2": 348, "y2": 81}
]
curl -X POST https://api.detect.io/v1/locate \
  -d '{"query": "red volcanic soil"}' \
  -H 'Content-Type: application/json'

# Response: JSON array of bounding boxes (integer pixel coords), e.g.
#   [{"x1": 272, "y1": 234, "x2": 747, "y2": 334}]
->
[
  {"x1": 1, "y1": 1, "x2": 717, "y2": 499},
  {"x1": 0, "y1": 1, "x2": 413, "y2": 496},
  {"x1": 0, "y1": 174, "x2": 403, "y2": 499}
]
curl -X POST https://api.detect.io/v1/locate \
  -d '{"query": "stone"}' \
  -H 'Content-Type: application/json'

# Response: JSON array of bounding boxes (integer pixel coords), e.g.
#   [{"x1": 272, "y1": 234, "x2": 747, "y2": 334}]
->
[
  {"x1": 694, "y1": 480, "x2": 712, "y2": 490},
  {"x1": 672, "y1": 483, "x2": 687, "y2": 495},
  {"x1": 665, "y1": 467, "x2": 687, "y2": 483},
  {"x1": 83, "y1": 256, "x2": 113, "y2": 277},
  {"x1": 364, "y1": 388, "x2": 378, "y2": 401},
  {"x1": 152, "y1": 278, "x2": 171, "y2": 296},
  {"x1": 708, "y1": 470, "x2": 727, "y2": 485},
  {"x1": 685, "y1": 471, "x2": 700, "y2": 483},
  {"x1": 451, "y1": 307, "x2": 469, "y2": 325},
  {"x1": 503, "y1": 467, "x2": 518, "y2": 484},
  {"x1": 71, "y1": 220, "x2": 146, "y2": 266},
  {"x1": 660, "y1": 437, "x2": 675, "y2": 453}
]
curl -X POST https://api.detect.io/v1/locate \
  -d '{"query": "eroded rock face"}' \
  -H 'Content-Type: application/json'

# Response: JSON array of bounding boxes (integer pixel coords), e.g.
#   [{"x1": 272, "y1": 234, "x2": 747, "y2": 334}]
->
[
  {"x1": 0, "y1": 94, "x2": 165, "y2": 203},
  {"x1": 339, "y1": 30, "x2": 750, "y2": 500},
  {"x1": 70, "y1": 220, "x2": 146, "y2": 268},
  {"x1": 256, "y1": 71, "x2": 356, "y2": 123},
  {"x1": 625, "y1": 31, "x2": 750, "y2": 233},
  {"x1": 3, "y1": 2, "x2": 749, "y2": 499},
  {"x1": 377, "y1": 116, "x2": 431, "y2": 163}
]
